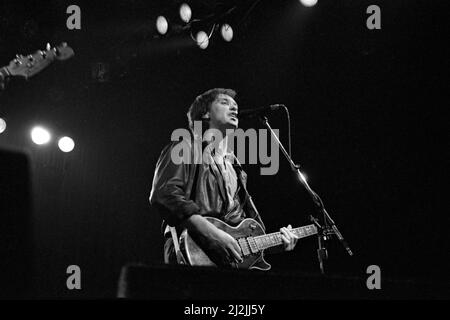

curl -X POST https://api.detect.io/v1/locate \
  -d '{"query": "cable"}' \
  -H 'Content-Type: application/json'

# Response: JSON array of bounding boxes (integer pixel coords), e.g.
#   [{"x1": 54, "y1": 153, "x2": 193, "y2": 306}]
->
[
  {"x1": 236, "y1": 0, "x2": 264, "y2": 27},
  {"x1": 189, "y1": 23, "x2": 217, "y2": 44}
]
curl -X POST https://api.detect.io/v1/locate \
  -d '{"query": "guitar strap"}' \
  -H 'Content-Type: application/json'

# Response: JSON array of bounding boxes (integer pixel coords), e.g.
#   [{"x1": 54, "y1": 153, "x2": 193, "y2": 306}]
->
[
  {"x1": 170, "y1": 226, "x2": 186, "y2": 265},
  {"x1": 232, "y1": 156, "x2": 266, "y2": 231}
]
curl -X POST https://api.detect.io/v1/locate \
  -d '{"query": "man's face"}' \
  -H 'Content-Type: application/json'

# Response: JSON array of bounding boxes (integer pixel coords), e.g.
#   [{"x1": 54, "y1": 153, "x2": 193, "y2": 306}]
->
[{"x1": 206, "y1": 93, "x2": 239, "y2": 131}]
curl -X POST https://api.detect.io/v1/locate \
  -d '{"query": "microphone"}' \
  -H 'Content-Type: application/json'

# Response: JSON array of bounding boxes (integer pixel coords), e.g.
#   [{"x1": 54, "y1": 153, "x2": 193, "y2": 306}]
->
[{"x1": 238, "y1": 104, "x2": 283, "y2": 119}]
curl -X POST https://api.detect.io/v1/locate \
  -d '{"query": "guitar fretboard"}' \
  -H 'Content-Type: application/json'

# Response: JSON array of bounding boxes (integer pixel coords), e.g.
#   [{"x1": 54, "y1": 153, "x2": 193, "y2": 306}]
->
[
  {"x1": 239, "y1": 225, "x2": 318, "y2": 255},
  {"x1": 0, "y1": 67, "x2": 9, "y2": 78},
  {"x1": 0, "y1": 67, "x2": 8, "y2": 89}
]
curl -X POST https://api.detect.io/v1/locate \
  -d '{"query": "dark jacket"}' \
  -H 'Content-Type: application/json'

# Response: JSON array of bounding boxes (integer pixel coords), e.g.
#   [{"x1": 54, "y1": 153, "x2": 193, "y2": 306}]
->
[{"x1": 149, "y1": 137, "x2": 265, "y2": 234}]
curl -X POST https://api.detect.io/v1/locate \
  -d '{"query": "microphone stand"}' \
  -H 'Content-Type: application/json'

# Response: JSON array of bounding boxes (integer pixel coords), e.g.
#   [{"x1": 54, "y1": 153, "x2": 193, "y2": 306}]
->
[{"x1": 258, "y1": 116, "x2": 353, "y2": 274}]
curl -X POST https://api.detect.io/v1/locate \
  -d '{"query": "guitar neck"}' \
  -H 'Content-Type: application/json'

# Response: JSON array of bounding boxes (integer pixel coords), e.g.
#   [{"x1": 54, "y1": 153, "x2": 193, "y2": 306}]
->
[
  {"x1": 0, "y1": 66, "x2": 10, "y2": 79},
  {"x1": 0, "y1": 67, "x2": 9, "y2": 89},
  {"x1": 250, "y1": 224, "x2": 318, "y2": 251}
]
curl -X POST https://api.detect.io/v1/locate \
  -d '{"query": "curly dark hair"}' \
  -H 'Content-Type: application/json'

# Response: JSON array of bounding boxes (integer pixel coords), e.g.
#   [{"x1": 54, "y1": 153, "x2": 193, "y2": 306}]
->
[{"x1": 187, "y1": 88, "x2": 237, "y2": 131}]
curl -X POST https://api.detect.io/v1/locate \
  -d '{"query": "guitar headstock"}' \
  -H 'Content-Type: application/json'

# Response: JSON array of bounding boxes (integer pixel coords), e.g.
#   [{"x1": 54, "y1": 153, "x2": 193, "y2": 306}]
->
[{"x1": 5, "y1": 43, "x2": 74, "y2": 79}]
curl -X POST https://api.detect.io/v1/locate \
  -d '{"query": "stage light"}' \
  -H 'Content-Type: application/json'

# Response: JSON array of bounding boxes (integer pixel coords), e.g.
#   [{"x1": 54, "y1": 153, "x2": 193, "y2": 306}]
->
[
  {"x1": 295, "y1": 171, "x2": 308, "y2": 184},
  {"x1": 156, "y1": 16, "x2": 169, "y2": 35},
  {"x1": 31, "y1": 126, "x2": 51, "y2": 145},
  {"x1": 196, "y1": 31, "x2": 209, "y2": 49},
  {"x1": 0, "y1": 118, "x2": 6, "y2": 134},
  {"x1": 299, "y1": 171, "x2": 308, "y2": 183},
  {"x1": 300, "y1": 0, "x2": 318, "y2": 7},
  {"x1": 221, "y1": 24, "x2": 233, "y2": 42},
  {"x1": 179, "y1": 3, "x2": 192, "y2": 23},
  {"x1": 58, "y1": 136, "x2": 75, "y2": 153}
]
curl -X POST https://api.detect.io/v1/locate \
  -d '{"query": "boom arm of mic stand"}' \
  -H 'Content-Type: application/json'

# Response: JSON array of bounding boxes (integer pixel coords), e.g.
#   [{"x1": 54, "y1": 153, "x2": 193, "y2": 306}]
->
[{"x1": 258, "y1": 116, "x2": 353, "y2": 257}]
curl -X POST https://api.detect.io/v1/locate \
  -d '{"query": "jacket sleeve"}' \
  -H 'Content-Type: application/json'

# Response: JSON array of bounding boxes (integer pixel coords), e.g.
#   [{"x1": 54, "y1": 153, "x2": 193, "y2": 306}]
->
[{"x1": 149, "y1": 141, "x2": 201, "y2": 227}]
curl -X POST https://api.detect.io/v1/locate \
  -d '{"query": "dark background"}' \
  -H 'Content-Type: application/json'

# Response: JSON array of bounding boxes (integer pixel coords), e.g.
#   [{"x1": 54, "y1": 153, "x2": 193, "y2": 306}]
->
[{"x1": 0, "y1": 0, "x2": 448, "y2": 298}]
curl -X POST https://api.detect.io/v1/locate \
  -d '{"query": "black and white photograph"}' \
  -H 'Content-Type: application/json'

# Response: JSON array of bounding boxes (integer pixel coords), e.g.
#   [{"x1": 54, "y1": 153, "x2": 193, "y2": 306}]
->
[{"x1": 0, "y1": 0, "x2": 448, "y2": 307}]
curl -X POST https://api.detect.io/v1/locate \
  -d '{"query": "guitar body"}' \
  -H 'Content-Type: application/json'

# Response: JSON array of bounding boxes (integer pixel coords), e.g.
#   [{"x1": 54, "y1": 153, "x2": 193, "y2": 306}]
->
[{"x1": 180, "y1": 217, "x2": 272, "y2": 271}]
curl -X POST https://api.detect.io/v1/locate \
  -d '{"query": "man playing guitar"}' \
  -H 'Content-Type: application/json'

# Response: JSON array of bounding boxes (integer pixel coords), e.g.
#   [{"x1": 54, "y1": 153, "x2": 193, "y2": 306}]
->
[{"x1": 149, "y1": 88, "x2": 299, "y2": 269}]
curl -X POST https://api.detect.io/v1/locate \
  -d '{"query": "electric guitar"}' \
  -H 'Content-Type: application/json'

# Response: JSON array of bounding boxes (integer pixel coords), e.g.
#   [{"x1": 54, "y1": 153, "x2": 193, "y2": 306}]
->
[
  {"x1": 0, "y1": 43, "x2": 74, "y2": 89},
  {"x1": 179, "y1": 216, "x2": 318, "y2": 271}
]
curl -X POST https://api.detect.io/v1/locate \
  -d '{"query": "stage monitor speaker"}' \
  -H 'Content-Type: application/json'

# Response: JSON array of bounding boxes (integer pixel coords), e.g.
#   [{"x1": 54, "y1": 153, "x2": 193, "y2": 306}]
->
[
  {"x1": 117, "y1": 263, "x2": 448, "y2": 299},
  {"x1": 0, "y1": 148, "x2": 33, "y2": 299}
]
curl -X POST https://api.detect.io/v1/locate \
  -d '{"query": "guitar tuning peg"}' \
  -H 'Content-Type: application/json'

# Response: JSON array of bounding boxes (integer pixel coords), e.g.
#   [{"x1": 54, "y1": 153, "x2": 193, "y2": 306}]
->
[
  {"x1": 61, "y1": 42, "x2": 67, "y2": 47},
  {"x1": 28, "y1": 55, "x2": 34, "y2": 61},
  {"x1": 46, "y1": 43, "x2": 51, "y2": 51},
  {"x1": 40, "y1": 50, "x2": 47, "y2": 58}
]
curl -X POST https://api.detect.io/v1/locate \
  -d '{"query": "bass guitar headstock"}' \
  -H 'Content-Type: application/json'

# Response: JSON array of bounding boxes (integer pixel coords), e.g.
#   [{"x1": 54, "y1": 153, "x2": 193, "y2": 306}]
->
[{"x1": 4, "y1": 42, "x2": 74, "y2": 80}]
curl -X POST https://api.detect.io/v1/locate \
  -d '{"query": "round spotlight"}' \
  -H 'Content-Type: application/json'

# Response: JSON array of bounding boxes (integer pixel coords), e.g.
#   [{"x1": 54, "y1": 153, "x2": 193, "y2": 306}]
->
[
  {"x1": 300, "y1": 0, "x2": 318, "y2": 7},
  {"x1": 179, "y1": 3, "x2": 192, "y2": 23},
  {"x1": 196, "y1": 31, "x2": 209, "y2": 49},
  {"x1": 31, "y1": 126, "x2": 51, "y2": 145},
  {"x1": 0, "y1": 118, "x2": 6, "y2": 134},
  {"x1": 156, "y1": 16, "x2": 168, "y2": 35},
  {"x1": 58, "y1": 136, "x2": 75, "y2": 153},
  {"x1": 221, "y1": 24, "x2": 233, "y2": 42}
]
